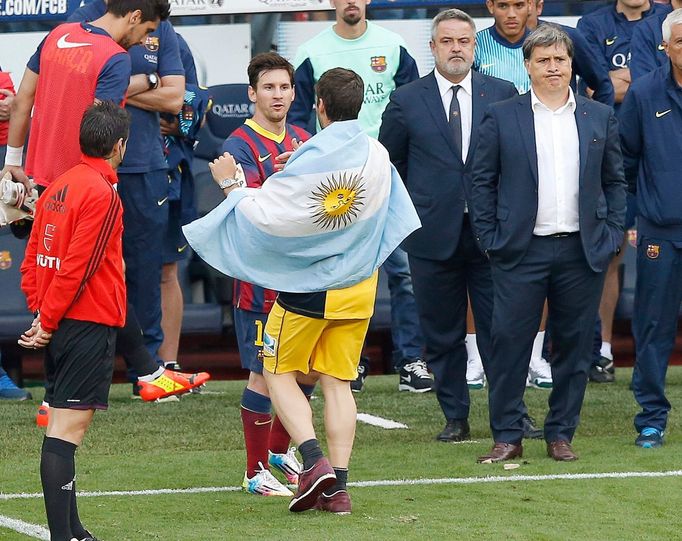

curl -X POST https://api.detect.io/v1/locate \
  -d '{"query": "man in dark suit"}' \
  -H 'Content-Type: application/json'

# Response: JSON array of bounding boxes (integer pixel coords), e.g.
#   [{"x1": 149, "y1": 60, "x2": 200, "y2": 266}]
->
[
  {"x1": 379, "y1": 8, "x2": 518, "y2": 442},
  {"x1": 471, "y1": 24, "x2": 626, "y2": 462}
]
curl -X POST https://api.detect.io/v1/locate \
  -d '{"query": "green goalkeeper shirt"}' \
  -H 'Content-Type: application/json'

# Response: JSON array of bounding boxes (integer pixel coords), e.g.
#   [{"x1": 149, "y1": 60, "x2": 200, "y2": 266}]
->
[{"x1": 289, "y1": 21, "x2": 419, "y2": 138}]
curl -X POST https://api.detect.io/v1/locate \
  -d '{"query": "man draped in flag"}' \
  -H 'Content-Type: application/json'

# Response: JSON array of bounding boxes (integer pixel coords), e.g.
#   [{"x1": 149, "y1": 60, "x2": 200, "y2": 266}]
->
[{"x1": 184, "y1": 68, "x2": 420, "y2": 515}]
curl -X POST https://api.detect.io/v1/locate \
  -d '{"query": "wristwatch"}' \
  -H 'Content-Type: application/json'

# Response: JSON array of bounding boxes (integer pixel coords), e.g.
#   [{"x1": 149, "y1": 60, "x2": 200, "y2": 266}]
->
[
  {"x1": 146, "y1": 73, "x2": 159, "y2": 90},
  {"x1": 218, "y1": 177, "x2": 240, "y2": 190}
]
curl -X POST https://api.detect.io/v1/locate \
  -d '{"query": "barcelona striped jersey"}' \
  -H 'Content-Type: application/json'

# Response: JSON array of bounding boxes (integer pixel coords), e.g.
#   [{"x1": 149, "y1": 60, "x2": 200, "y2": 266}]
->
[
  {"x1": 222, "y1": 119, "x2": 310, "y2": 313},
  {"x1": 474, "y1": 25, "x2": 531, "y2": 94}
]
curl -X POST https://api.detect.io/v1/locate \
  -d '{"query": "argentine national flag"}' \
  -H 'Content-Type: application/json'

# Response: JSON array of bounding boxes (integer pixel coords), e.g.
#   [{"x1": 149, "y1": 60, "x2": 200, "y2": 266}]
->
[{"x1": 183, "y1": 120, "x2": 421, "y2": 293}]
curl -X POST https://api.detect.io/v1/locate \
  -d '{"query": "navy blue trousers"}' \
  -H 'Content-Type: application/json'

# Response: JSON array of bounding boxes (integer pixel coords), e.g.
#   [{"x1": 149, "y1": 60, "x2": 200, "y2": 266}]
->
[
  {"x1": 117, "y1": 170, "x2": 169, "y2": 361},
  {"x1": 488, "y1": 234, "x2": 605, "y2": 444},
  {"x1": 409, "y1": 216, "x2": 493, "y2": 421},
  {"x1": 632, "y1": 237, "x2": 682, "y2": 433}
]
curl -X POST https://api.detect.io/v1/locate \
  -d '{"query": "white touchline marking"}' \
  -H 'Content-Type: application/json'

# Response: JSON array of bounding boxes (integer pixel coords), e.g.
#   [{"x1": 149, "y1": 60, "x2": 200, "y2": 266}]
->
[
  {"x1": 348, "y1": 469, "x2": 682, "y2": 486},
  {"x1": 356, "y1": 412, "x2": 408, "y2": 429},
  {"x1": 2, "y1": 470, "x2": 682, "y2": 502},
  {"x1": 0, "y1": 514, "x2": 50, "y2": 540}
]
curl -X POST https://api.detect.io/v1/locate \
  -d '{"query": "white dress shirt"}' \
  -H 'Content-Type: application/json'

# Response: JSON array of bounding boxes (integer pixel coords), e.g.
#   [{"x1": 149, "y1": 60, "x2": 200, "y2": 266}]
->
[
  {"x1": 434, "y1": 67, "x2": 472, "y2": 164},
  {"x1": 530, "y1": 87, "x2": 580, "y2": 236}
]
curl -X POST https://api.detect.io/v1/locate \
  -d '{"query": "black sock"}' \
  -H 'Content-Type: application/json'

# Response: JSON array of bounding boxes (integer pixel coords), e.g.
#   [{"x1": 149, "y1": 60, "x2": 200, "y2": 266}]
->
[
  {"x1": 69, "y1": 478, "x2": 89, "y2": 540},
  {"x1": 299, "y1": 439, "x2": 324, "y2": 470},
  {"x1": 41, "y1": 437, "x2": 77, "y2": 541},
  {"x1": 324, "y1": 467, "x2": 348, "y2": 495}
]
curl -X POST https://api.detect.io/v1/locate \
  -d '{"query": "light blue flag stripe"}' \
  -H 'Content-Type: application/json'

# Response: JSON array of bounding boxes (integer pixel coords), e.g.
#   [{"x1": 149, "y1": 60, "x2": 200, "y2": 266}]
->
[{"x1": 183, "y1": 120, "x2": 421, "y2": 293}]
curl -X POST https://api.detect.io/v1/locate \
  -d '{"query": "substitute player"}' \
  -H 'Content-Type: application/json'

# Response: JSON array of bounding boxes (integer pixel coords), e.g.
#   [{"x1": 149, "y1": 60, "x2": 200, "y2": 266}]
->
[
  {"x1": 19, "y1": 101, "x2": 129, "y2": 541},
  {"x1": 2, "y1": 0, "x2": 209, "y2": 417},
  {"x1": 222, "y1": 53, "x2": 311, "y2": 497},
  {"x1": 577, "y1": 0, "x2": 667, "y2": 383},
  {"x1": 2, "y1": 0, "x2": 162, "y2": 189}
]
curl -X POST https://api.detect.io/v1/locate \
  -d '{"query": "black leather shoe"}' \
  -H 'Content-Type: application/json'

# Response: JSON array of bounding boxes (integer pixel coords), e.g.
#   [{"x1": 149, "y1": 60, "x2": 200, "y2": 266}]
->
[
  {"x1": 436, "y1": 419, "x2": 471, "y2": 442},
  {"x1": 522, "y1": 414, "x2": 543, "y2": 440}
]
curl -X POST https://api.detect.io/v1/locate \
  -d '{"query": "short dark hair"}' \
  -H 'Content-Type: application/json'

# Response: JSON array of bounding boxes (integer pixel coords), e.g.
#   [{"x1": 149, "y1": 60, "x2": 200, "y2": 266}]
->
[
  {"x1": 315, "y1": 68, "x2": 364, "y2": 122},
  {"x1": 522, "y1": 23, "x2": 574, "y2": 60},
  {"x1": 431, "y1": 8, "x2": 476, "y2": 40},
  {"x1": 79, "y1": 101, "x2": 130, "y2": 158},
  {"x1": 107, "y1": 0, "x2": 171, "y2": 22},
  {"x1": 247, "y1": 53, "x2": 295, "y2": 88}
]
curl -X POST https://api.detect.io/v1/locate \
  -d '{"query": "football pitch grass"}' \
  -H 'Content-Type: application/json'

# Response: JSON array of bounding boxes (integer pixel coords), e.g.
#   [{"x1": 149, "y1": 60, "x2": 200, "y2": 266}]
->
[{"x1": 2, "y1": 368, "x2": 682, "y2": 540}]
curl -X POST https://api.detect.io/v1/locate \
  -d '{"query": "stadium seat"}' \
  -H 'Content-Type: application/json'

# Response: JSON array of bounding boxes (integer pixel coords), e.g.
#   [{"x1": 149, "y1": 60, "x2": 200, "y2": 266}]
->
[{"x1": 0, "y1": 228, "x2": 33, "y2": 342}]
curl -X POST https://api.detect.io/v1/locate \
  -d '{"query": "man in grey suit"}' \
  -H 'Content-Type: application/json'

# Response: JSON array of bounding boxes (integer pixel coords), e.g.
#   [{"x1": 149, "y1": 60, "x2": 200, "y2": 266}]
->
[
  {"x1": 471, "y1": 24, "x2": 627, "y2": 463},
  {"x1": 379, "y1": 9, "x2": 521, "y2": 442}
]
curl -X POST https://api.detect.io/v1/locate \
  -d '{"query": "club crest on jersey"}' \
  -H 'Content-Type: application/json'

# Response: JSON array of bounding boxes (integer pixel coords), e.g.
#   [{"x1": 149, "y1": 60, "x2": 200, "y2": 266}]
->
[
  {"x1": 43, "y1": 224, "x2": 56, "y2": 252},
  {"x1": 145, "y1": 36, "x2": 160, "y2": 52},
  {"x1": 647, "y1": 244, "x2": 660, "y2": 259},
  {"x1": 371, "y1": 56, "x2": 387, "y2": 73},
  {"x1": 0, "y1": 250, "x2": 11, "y2": 270}
]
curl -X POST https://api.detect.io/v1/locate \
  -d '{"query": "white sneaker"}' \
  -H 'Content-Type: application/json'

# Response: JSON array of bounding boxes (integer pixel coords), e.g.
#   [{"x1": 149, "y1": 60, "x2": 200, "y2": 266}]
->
[
  {"x1": 466, "y1": 357, "x2": 485, "y2": 389},
  {"x1": 269, "y1": 447, "x2": 302, "y2": 485},
  {"x1": 242, "y1": 462, "x2": 294, "y2": 496},
  {"x1": 527, "y1": 357, "x2": 553, "y2": 389}
]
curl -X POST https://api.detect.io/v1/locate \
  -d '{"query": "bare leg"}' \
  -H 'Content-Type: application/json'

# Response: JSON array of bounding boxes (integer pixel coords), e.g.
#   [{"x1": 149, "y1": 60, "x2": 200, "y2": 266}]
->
[
  {"x1": 159, "y1": 262, "x2": 183, "y2": 363},
  {"x1": 264, "y1": 369, "x2": 315, "y2": 445},
  {"x1": 47, "y1": 408, "x2": 95, "y2": 446},
  {"x1": 466, "y1": 298, "x2": 475, "y2": 333},
  {"x1": 540, "y1": 302, "x2": 548, "y2": 332},
  {"x1": 319, "y1": 374, "x2": 356, "y2": 469},
  {"x1": 599, "y1": 238, "x2": 627, "y2": 348},
  {"x1": 248, "y1": 371, "x2": 269, "y2": 397}
]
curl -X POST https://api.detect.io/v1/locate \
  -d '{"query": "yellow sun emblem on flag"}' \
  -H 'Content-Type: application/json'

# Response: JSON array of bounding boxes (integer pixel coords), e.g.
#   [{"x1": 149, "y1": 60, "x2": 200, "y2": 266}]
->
[{"x1": 309, "y1": 172, "x2": 366, "y2": 230}]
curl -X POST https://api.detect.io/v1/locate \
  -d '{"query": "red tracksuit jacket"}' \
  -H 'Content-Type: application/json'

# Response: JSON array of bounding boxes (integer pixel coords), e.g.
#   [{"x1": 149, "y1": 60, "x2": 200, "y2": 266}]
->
[{"x1": 21, "y1": 155, "x2": 126, "y2": 333}]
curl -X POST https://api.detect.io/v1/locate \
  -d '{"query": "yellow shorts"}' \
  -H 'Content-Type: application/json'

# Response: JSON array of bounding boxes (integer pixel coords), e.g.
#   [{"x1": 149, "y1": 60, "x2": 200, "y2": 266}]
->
[{"x1": 262, "y1": 301, "x2": 370, "y2": 381}]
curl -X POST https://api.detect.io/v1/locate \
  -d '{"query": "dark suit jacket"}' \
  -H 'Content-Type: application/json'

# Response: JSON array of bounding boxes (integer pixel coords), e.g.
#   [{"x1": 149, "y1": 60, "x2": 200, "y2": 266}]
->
[
  {"x1": 470, "y1": 92, "x2": 627, "y2": 273},
  {"x1": 379, "y1": 70, "x2": 517, "y2": 261}
]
